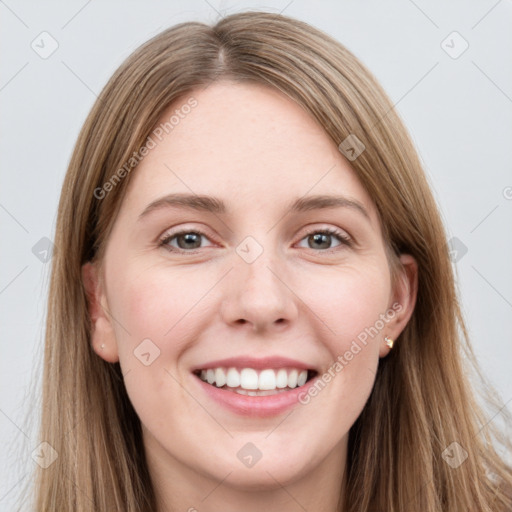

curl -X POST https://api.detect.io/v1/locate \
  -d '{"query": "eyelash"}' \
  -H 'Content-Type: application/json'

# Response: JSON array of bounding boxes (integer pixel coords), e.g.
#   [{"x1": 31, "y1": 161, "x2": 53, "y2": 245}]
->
[{"x1": 158, "y1": 227, "x2": 353, "y2": 254}]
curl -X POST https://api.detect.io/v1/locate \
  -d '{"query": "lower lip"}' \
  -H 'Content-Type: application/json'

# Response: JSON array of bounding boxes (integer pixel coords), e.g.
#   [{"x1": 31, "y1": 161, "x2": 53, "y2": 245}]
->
[{"x1": 192, "y1": 373, "x2": 319, "y2": 417}]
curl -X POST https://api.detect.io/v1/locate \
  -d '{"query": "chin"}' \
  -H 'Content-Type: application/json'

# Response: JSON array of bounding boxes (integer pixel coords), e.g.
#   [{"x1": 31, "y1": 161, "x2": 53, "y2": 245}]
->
[{"x1": 205, "y1": 453, "x2": 312, "y2": 491}]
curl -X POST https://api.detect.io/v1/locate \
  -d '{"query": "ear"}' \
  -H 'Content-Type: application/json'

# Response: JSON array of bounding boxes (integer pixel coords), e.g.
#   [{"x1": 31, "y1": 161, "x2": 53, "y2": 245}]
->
[
  {"x1": 81, "y1": 262, "x2": 119, "y2": 363},
  {"x1": 379, "y1": 253, "x2": 418, "y2": 357}
]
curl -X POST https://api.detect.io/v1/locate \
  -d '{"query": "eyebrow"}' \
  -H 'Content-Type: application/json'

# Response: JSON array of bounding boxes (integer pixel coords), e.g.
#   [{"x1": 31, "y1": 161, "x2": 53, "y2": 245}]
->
[{"x1": 137, "y1": 193, "x2": 371, "y2": 222}]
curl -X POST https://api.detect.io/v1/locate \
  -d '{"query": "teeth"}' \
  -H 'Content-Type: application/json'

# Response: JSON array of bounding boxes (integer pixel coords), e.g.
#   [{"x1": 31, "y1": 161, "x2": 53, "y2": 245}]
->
[
  {"x1": 297, "y1": 370, "x2": 307, "y2": 387},
  {"x1": 258, "y1": 369, "x2": 276, "y2": 390},
  {"x1": 206, "y1": 369, "x2": 215, "y2": 385},
  {"x1": 288, "y1": 369, "x2": 298, "y2": 388},
  {"x1": 215, "y1": 368, "x2": 226, "y2": 387},
  {"x1": 276, "y1": 369, "x2": 288, "y2": 388},
  {"x1": 240, "y1": 368, "x2": 259, "y2": 390},
  {"x1": 226, "y1": 367, "x2": 240, "y2": 387},
  {"x1": 234, "y1": 388, "x2": 291, "y2": 396},
  {"x1": 197, "y1": 367, "x2": 310, "y2": 391}
]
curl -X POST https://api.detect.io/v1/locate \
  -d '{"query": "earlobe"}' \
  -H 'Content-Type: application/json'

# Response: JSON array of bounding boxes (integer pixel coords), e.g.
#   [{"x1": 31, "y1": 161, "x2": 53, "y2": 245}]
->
[{"x1": 81, "y1": 262, "x2": 119, "y2": 363}]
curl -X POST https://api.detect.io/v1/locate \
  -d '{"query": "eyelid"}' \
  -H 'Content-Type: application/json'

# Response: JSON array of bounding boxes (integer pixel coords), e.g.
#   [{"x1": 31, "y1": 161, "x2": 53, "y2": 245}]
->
[{"x1": 298, "y1": 224, "x2": 351, "y2": 241}]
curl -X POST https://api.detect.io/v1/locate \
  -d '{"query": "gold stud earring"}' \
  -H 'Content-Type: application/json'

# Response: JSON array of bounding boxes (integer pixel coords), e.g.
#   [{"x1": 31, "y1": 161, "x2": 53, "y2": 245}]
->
[{"x1": 385, "y1": 336, "x2": 394, "y2": 349}]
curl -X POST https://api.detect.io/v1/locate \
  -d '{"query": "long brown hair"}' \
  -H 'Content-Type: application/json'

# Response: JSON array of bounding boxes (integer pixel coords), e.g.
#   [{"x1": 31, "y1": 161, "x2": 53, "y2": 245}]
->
[{"x1": 25, "y1": 11, "x2": 512, "y2": 511}]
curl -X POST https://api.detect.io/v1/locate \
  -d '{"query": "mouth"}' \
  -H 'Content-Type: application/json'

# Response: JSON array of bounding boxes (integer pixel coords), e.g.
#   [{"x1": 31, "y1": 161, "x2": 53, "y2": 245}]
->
[{"x1": 192, "y1": 367, "x2": 319, "y2": 396}]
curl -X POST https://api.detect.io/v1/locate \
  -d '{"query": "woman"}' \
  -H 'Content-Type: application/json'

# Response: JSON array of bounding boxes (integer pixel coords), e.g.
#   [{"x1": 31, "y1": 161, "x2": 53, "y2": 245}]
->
[{"x1": 29, "y1": 10, "x2": 512, "y2": 512}]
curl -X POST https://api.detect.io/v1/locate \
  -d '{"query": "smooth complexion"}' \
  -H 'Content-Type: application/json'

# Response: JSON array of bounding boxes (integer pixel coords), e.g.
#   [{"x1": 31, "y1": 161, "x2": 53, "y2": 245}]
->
[{"x1": 82, "y1": 81, "x2": 417, "y2": 512}]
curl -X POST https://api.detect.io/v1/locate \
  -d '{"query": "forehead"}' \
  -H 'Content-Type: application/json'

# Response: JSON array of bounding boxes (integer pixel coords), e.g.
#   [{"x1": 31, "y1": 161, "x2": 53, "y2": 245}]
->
[{"x1": 121, "y1": 81, "x2": 378, "y2": 224}]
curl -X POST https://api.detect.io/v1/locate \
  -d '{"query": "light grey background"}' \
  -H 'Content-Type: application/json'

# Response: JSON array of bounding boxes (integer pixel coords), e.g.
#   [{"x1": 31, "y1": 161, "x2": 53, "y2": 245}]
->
[{"x1": 1, "y1": 0, "x2": 511, "y2": 509}]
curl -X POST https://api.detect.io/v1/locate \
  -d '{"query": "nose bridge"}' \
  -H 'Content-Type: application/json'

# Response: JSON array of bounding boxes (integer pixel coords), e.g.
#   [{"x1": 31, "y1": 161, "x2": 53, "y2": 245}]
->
[
  {"x1": 221, "y1": 235, "x2": 298, "y2": 330},
  {"x1": 237, "y1": 238, "x2": 285, "y2": 303},
  {"x1": 241, "y1": 249, "x2": 282, "y2": 297}
]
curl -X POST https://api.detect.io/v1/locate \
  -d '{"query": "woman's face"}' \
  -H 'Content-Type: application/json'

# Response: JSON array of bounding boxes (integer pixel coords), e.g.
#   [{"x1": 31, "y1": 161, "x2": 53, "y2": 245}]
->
[{"x1": 83, "y1": 81, "x2": 416, "y2": 498}]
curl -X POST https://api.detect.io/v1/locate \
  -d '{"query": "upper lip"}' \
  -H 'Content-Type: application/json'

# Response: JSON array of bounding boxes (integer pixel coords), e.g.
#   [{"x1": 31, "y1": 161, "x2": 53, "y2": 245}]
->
[{"x1": 190, "y1": 356, "x2": 317, "y2": 372}]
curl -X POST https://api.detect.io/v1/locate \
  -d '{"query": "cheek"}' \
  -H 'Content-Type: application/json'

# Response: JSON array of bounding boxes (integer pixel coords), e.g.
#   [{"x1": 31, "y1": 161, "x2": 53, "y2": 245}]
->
[
  {"x1": 299, "y1": 259, "x2": 390, "y2": 392},
  {"x1": 108, "y1": 266, "x2": 210, "y2": 430},
  {"x1": 299, "y1": 258, "x2": 391, "y2": 342},
  {"x1": 112, "y1": 264, "x2": 211, "y2": 351}
]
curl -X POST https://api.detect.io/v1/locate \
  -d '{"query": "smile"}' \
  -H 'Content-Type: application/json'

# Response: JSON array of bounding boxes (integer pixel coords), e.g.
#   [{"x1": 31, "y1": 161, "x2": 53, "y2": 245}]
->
[
  {"x1": 191, "y1": 365, "x2": 320, "y2": 417},
  {"x1": 193, "y1": 367, "x2": 317, "y2": 395}
]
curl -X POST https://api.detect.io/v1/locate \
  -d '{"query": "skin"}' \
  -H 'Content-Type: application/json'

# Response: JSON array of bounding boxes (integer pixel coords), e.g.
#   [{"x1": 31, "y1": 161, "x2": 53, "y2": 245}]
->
[{"x1": 82, "y1": 81, "x2": 418, "y2": 512}]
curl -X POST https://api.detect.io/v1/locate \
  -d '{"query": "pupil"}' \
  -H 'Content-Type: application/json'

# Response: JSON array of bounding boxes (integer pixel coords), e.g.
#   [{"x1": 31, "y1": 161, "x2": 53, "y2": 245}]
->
[
  {"x1": 310, "y1": 233, "x2": 330, "y2": 249},
  {"x1": 178, "y1": 233, "x2": 201, "y2": 249}
]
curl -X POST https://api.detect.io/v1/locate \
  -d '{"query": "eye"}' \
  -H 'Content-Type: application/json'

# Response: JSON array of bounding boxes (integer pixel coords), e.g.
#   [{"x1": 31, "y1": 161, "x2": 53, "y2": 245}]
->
[
  {"x1": 159, "y1": 230, "x2": 215, "y2": 252},
  {"x1": 158, "y1": 227, "x2": 352, "y2": 254},
  {"x1": 296, "y1": 228, "x2": 352, "y2": 252}
]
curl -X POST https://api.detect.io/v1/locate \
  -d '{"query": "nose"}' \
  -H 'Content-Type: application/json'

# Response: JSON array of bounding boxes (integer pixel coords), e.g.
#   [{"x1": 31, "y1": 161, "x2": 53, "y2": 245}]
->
[{"x1": 220, "y1": 250, "x2": 299, "y2": 333}]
